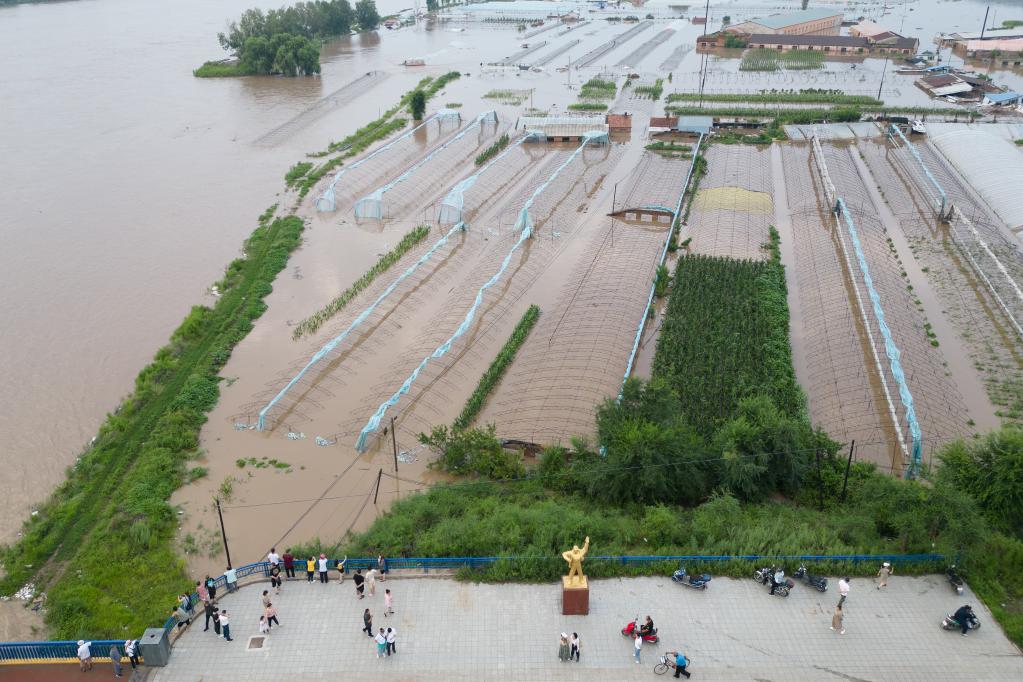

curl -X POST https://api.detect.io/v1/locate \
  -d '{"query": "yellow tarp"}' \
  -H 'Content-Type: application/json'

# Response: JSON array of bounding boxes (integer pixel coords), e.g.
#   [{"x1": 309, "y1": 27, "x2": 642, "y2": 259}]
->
[{"x1": 693, "y1": 187, "x2": 773, "y2": 214}]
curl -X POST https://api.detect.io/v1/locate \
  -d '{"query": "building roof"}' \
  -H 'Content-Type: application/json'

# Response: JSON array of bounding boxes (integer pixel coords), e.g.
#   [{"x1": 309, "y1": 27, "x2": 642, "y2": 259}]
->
[
  {"x1": 751, "y1": 8, "x2": 843, "y2": 30},
  {"x1": 919, "y1": 74, "x2": 960, "y2": 88},
  {"x1": 949, "y1": 30, "x2": 1023, "y2": 41},
  {"x1": 879, "y1": 36, "x2": 920, "y2": 50},
  {"x1": 985, "y1": 91, "x2": 1022, "y2": 103},
  {"x1": 677, "y1": 116, "x2": 713, "y2": 130},
  {"x1": 749, "y1": 34, "x2": 868, "y2": 48},
  {"x1": 931, "y1": 82, "x2": 973, "y2": 97},
  {"x1": 964, "y1": 38, "x2": 1023, "y2": 52},
  {"x1": 850, "y1": 20, "x2": 893, "y2": 38}
]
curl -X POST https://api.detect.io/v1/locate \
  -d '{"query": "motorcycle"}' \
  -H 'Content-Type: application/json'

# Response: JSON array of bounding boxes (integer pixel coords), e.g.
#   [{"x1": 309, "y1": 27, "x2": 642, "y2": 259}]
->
[
  {"x1": 753, "y1": 566, "x2": 775, "y2": 584},
  {"x1": 621, "y1": 617, "x2": 659, "y2": 644},
  {"x1": 672, "y1": 565, "x2": 711, "y2": 590},
  {"x1": 942, "y1": 611, "x2": 981, "y2": 632},
  {"x1": 753, "y1": 566, "x2": 793, "y2": 597},
  {"x1": 793, "y1": 563, "x2": 828, "y2": 592},
  {"x1": 947, "y1": 565, "x2": 965, "y2": 595}
]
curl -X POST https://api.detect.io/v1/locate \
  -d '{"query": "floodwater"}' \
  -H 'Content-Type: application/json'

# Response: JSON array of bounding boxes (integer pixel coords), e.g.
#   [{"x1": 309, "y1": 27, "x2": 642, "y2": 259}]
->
[{"x1": 0, "y1": 0, "x2": 1013, "y2": 584}]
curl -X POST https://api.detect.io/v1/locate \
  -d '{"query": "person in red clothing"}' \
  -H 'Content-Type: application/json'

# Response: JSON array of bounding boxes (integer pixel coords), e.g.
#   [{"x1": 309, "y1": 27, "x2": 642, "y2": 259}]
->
[{"x1": 282, "y1": 549, "x2": 295, "y2": 579}]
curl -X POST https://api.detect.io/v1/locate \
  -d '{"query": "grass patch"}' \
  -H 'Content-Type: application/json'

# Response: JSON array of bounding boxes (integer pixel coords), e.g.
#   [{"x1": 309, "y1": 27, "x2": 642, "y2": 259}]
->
[
  {"x1": 484, "y1": 89, "x2": 530, "y2": 105},
  {"x1": 193, "y1": 61, "x2": 255, "y2": 78},
  {"x1": 285, "y1": 161, "x2": 313, "y2": 188},
  {"x1": 475, "y1": 133, "x2": 510, "y2": 166},
  {"x1": 633, "y1": 78, "x2": 664, "y2": 101},
  {"x1": 567, "y1": 102, "x2": 608, "y2": 111},
  {"x1": 579, "y1": 77, "x2": 617, "y2": 101},
  {"x1": 740, "y1": 48, "x2": 824, "y2": 72},
  {"x1": 645, "y1": 141, "x2": 691, "y2": 158},
  {"x1": 0, "y1": 210, "x2": 305, "y2": 639},
  {"x1": 667, "y1": 89, "x2": 881, "y2": 106},
  {"x1": 292, "y1": 224, "x2": 431, "y2": 339},
  {"x1": 235, "y1": 456, "x2": 292, "y2": 472},
  {"x1": 452, "y1": 305, "x2": 540, "y2": 430}
]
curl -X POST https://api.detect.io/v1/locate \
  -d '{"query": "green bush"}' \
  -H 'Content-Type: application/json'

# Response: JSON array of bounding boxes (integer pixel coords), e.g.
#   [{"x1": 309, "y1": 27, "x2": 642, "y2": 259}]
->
[
  {"x1": 936, "y1": 428, "x2": 1023, "y2": 537},
  {"x1": 567, "y1": 102, "x2": 608, "y2": 111},
  {"x1": 475, "y1": 133, "x2": 510, "y2": 167},
  {"x1": 420, "y1": 424, "x2": 525, "y2": 480},
  {"x1": 193, "y1": 61, "x2": 255, "y2": 78},
  {"x1": 285, "y1": 161, "x2": 313, "y2": 187}
]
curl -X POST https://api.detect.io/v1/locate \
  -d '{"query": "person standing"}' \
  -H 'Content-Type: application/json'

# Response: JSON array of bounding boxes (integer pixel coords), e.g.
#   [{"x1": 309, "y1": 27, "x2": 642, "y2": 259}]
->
[
  {"x1": 259, "y1": 615, "x2": 270, "y2": 635},
  {"x1": 838, "y1": 577, "x2": 850, "y2": 608},
  {"x1": 224, "y1": 566, "x2": 238, "y2": 593},
  {"x1": 558, "y1": 633, "x2": 570, "y2": 662},
  {"x1": 770, "y1": 567, "x2": 785, "y2": 595},
  {"x1": 377, "y1": 555, "x2": 388, "y2": 581},
  {"x1": 109, "y1": 643, "x2": 123, "y2": 678},
  {"x1": 318, "y1": 554, "x2": 330, "y2": 583},
  {"x1": 384, "y1": 588, "x2": 394, "y2": 617},
  {"x1": 268, "y1": 547, "x2": 281, "y2": 569},
  {"x1": 212, "y1": 607, "x2": 222, "y2": 637},
  {"x1": 203, "y1": 598, "x2": 216, "y2": 632},
  {"x1": 570, "y1": 633, "x2": 580, "y2": 662},
  {"x1": 220, "y1": 609, "x2": 233, "y2": 641},
  {"x1": 270, "y1": 564, "x2": 283, "y2": 594},
  {"x1": 261, "y1": 590, "x2": 272, "y2": 609},
  {"x1": 385, "y1": 627, "x2": 397, "y2": 656},
  {"x1": 204, "y1": 574, "x2": 217, "y2": 602},
  {"x1": 196, "y1": 580, "x2": 209, "y2": 605},
  {"x1": 77, "y1": 640, "x2": 92, "y2": 672},
  {"x1": 283, "y1": 549, "x2": 295, "y2": 579},
  {"x1": 124, "y1": 639, "x2": 139, "y2": 671},
  {"x1": 265, "y1": 603, "x2": 280, "y2": 630},
  {"x1": 337, "y1": 555, "x2": 348, "y2": 583},
  {"x1": 673, "y1": 651, "x2": 691, "y2": 679},
  {"x1": 366, "y1": 567, "x2": 378, "y2": 596},
  {"x1": 375, "y1": 628, "x2": 387, "y2": 658},
  {"x1": 876, "y1": 562, "x2": 893, "y2": 589},
  {"x1": 633, "y1": 632, "x2": 643, "y2": 664},
  {"x1": 831, "y1": 605, "x2": 846, "y2": 634},
  {"x1": 362, "y1": 608, "x2": 374, "y2": 637},
  {"x1": 354, "y1": 569, "x2": 366, "y2": 599},
  {"x1": 306, "y1": 556, "x2": 316, "y2": 582}
]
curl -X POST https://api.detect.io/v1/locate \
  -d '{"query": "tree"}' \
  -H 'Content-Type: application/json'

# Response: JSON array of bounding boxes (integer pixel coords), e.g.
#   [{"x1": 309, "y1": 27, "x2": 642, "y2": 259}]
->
[
  {"x1": 355, "y1": 0, "x2": 380, "y2": 30},
  {"x1": 426, "y1": 0, "x2": 438, "y2": 11},
  {"x1": 409, "y1": 89, "x2": 427, "y2": 120},
  {"x1": 419, "y1": 424, "x2": 525, "y2": 480}
]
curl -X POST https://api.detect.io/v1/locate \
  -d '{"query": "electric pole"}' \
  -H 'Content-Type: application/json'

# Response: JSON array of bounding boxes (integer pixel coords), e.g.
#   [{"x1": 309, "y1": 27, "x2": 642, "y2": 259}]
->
[{"x1": 215, "y1": 497, "x2": 233, "y2": 569}]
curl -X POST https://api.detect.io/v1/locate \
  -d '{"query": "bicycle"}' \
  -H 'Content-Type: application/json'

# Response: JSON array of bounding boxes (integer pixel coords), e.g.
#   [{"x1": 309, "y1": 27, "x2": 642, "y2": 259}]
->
[{"x1": 653, "y1": 651, "x2": 678, "y2": 675}]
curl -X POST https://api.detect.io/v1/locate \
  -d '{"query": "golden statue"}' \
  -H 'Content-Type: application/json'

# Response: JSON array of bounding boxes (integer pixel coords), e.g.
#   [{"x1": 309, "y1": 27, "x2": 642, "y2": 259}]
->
[{"x1": 562, "y1": 536, "x2": 590, "y2": 588}]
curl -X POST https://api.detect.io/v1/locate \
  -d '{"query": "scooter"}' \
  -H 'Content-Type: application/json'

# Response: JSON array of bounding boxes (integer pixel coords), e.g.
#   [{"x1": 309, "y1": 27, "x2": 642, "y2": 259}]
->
[
  {"x1": 793, "y1": 563, "x2": 828, "y2": 592},
  {"x1": 947, "y1": 565, "x2": 964, "y2": 595},
  {"x1": 942, "y1": 611, "x2": 981, "y2": 632},
  {"x1": 621, "y1": 617, "x2": 659, "y2": 644},
  {"x1": 672, "y1": 565, "x2": 711, "y2": 590}
]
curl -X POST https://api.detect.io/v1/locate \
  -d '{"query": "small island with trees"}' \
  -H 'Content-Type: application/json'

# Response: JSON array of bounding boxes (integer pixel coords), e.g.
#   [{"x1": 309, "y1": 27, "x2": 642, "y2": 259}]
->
[{"x1": 195, "y1": 0, "x2": 380, "y2": 78}]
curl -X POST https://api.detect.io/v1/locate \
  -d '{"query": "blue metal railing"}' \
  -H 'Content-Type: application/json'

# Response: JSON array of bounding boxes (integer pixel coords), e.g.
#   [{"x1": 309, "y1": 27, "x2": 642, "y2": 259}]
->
[{"x1": 2, "y1": 553, "x2": 944, "y2": 664}]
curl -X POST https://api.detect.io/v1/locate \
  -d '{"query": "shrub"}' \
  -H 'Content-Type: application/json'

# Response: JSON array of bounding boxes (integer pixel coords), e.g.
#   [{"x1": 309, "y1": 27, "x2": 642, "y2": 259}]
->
[{"x1": 420, "y1": 424, "x2": 525, "y2": 480}]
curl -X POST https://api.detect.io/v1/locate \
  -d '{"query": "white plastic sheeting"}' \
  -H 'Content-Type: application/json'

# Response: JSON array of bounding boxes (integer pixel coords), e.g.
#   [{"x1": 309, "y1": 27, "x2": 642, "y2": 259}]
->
[{"x1": 930, "y1": 129, "x2": 1023, "y2": 233}]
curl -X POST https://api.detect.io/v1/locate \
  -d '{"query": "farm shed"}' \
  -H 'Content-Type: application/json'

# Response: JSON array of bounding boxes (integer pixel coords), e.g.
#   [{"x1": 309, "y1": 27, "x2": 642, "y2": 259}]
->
[
  {"x1": 677, "y1": 116, "x2": 713, "y2": 135},
  {"x1": 983, "y1": 92, "x2": 1022, "y2": 107},
  {"x1": 518, "y1": 116, "x2": 609, "y2": 142}
]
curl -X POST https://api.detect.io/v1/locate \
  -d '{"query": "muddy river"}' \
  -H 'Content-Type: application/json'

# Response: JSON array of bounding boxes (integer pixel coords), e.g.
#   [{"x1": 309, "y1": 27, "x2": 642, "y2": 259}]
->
[{"x1": 0, "y1": 0, "x2": 1015, "y2": 565}]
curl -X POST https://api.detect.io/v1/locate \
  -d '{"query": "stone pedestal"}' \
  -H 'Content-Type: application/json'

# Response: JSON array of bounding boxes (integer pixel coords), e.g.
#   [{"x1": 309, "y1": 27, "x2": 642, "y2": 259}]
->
[{"x1": 561, "y1": 576, "x2": 589, "y2": 615}]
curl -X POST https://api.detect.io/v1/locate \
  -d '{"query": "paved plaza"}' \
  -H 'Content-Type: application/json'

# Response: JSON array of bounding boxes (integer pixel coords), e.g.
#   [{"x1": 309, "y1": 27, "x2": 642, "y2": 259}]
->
[{"x1": 153, "y1": 573, "x2": 1023, "y2": 681}]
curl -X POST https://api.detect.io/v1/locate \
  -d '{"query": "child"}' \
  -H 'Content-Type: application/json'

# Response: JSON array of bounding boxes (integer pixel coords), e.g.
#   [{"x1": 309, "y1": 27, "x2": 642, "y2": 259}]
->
[
  {"x1": 876, "y1": 562, "x2": 893, "y2": 589},
  {"x1": 306, "y1": 556, "x2": 316, "y2": 582},
  {"x1": 259, "y1": 615, "x2": 270, "y2": 635}
]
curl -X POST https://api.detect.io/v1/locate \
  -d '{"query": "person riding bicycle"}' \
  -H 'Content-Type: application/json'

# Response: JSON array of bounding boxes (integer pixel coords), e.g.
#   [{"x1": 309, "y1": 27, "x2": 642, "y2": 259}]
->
[
  {"x1": 640, "y1": 615, "x2": 655, "y2": 638},
  {"x1": 953, "y1": 604, "x2": 976, "y2": 636}
]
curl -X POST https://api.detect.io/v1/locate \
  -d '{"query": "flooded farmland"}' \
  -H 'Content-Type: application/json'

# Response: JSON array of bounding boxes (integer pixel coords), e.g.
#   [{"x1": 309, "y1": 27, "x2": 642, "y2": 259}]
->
[{"x1": 3, "y1": 0, "x2": 1023, "y2": 598}]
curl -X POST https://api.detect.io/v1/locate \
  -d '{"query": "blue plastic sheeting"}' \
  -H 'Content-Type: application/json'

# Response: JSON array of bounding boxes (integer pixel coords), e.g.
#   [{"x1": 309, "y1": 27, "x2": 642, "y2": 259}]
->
[
  {"x1": 438, "y1": 134, "x2": 527, "y2": 224},
  {"x1": 836, "y1": 198, "x2": 924, "y2": 477},
  {"x1": 619, "y1": 134, "x2": 705, "y2": 395},
  {"x1": 315, "y1": 113, "x2": 440, "y2": 213},
  {"x1": 355, "y1": 134, "x2": 605, "y2": 451},
  {"x1": 354, "y1": 111, "x2": 498, "y2": 219},
  {"x1": 256, "y1": 222, "x2": 467, "y2": 430}
]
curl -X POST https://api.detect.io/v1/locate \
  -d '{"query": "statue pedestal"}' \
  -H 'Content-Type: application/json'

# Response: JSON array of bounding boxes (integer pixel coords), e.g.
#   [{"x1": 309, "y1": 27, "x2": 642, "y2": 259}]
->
[{"x1": 561, "y1": 576, "x2": 589, "y2": 615}]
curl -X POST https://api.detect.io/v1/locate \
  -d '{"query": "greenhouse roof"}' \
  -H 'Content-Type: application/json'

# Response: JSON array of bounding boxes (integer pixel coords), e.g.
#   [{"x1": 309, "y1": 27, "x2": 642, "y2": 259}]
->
[{"x1": 931, "y1": 129, "x2": 1023, "y2": 233}]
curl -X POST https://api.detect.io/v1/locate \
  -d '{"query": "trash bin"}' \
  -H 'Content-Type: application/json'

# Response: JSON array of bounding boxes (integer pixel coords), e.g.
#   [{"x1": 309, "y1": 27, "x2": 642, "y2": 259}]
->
[{"x1": 138, "y1": 627, "x2": 171, "y2": 667}]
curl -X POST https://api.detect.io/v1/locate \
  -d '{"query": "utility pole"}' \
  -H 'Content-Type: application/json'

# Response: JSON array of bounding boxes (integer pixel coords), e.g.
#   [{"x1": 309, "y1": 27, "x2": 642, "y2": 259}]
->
[
  {"x1": 391, "y1": 416, "x2": 399, "y2": 473},
  {"x1": 373, "y1": 468, "x2": 383, "y2": 504},
  {"x1": 877, "y1": 54, "x2": 889, "y2": 100},
  {"x1": 215, "y1": 497, "x2": 233, "y2": 569},
  {"x1": 610, "y1": 181, "x2": 618, "y2": 248},
  {"x1": 840, "y1": 440, "x2": 855, "y2": 502},
  {"x1": 697, "y1": 0, "x2": 711, "y2": 108},
  {"x1": 980, "y1": 5, "x2": 990, "y2": 40}
]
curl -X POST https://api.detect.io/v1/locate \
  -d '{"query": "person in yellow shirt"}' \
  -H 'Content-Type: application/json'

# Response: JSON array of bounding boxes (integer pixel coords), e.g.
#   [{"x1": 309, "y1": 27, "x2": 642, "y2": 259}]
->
[{"x1": 306, "y1": 556, "x2": 316, "y2": 582}]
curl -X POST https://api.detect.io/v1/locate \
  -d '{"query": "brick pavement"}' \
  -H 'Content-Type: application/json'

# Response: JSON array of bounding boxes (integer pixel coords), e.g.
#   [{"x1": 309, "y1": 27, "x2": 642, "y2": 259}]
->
[{"x1": 151, "y1": 573, "x2": 1023, "y2": 681}]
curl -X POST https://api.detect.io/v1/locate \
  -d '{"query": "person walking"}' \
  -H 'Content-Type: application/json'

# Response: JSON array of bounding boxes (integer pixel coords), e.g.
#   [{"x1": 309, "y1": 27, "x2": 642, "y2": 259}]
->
[
  {"x1": 831, "y1": 605, "x2": 846, "y2": 634},
  {"x1": 267, "y1": 547, "x2": 281, "y2": 568},
  {"x1": 265, "y1": 603, "x2": 280, "y2": 630},
  {"x1": 633, "y1": 632, "x2": 643, "y2": 664},
  {"x1": 261, "y1": 589, "x2": 271, "y2": 609},
  {"x1": 375, "y1": 628, "x2": 387, "y2": 658},
  {"x1": 354, "y1": 569, "x2": 366, "y2": 599},
  {"x1": 196, "y1": 580, "x2": 209, "y2": 605},
  {"x1": 220, "y1": 609, "x2": 233, "y2": 641},
  {"x1": 337, "y1": 555, "x2": 348, "y2": 583},
  {"x1": 377, "y1": 555, "x2": 388, "y2": 581},
  {"x1": 270, "y1": 564, "x2": 283, "y2": 594},
  {"x1": 384, "y1": 588, "x2": 394, "y2": 617},
  {"x1": 876, "y1": 562, "x2": 893, "y2": 589},
  {"x1": 673, "y1": 651, "x2": 691, "y2": 679},
  {"x1": 362, "y1": 608, "x2": 374, "y2": 637},
  {"x1": 558, "y1": 633, "x2": 571, "y2": 662},
  {"x1": 570, "y1": 633, "x2": 580, "y2": 662},
  {"x1": 77, "y1": 640, "x2": 92, "y2": 672},
  {"x1": 385, "y1": 627, "x2": 397, "y2": 656},
  {"x1": 109, "y1": 643, "x2": 123, "y2": 678},
  {"x1": 306, "y1": 556, "x2": 316, "y2": 582},
  {"x1": 124, "y1": 639, "x2": 139, "y2": 671},
  {"x1": 224, "y1": 566, "x2": 238, "y2": 593},
  {"x1": 259, "y1": 615, "x2": 270, "y2": 635},
  {"x1": 203, "y1": 598, "x2": 216, "y2": 632},
  {"x1": 366, "y1": 567, "x2": 378, "y2": 596},
  {"x1": 318, "y1": 554, "x2": 330, "y2": 583},
  {"x1": 283, "y1": 549, "x2": 295, "y2": 579},
  {"x1": 838, "y1": 577, "x2": 850, "y2": 608},
  {"x1": 204, "y1": 574, "x2": 217, "y2": 602}
]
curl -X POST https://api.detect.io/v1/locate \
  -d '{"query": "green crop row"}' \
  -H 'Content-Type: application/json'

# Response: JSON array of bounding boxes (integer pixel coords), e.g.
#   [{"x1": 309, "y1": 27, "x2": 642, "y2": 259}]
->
[
  {"x1": 0, "y1": 210, "x2": 304, "y2": 638},
  {"x1": 452, "y1": 305, "x2": 540, "y2": 431},
  {"x1": 568, "y1": 102, "x2": 608, "y2": 111},
  {"x1": 633, "y1": 78, "x2": 664, "y2": 101},
  {"x1": 284, "y1": 161, "x2": 313, "y2": 187},
  {"x1": 666, "y1": 90, "x2": 882, "y2": 106},
  {"x1": 292, "y1": 224, "x2": 431, "y2": 340},
  {"x1": 475, "y1": 133, "x2": 510, "y2": 166}
]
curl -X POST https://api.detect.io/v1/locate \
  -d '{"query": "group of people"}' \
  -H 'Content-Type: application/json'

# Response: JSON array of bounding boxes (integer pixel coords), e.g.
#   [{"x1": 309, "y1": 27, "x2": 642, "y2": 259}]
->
[
  {"x1": 557, "y1": 632, "x2": 581, "y2": 662},
  {"x1": 74, "y1": 638, "x2": 139, "y2": 677}
]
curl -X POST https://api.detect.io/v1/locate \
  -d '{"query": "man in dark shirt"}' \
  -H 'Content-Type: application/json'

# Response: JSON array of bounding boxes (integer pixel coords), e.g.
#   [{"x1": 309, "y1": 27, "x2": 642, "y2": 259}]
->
[
  {"x1": 282, "y1": 549, "x2": 295, "y2": 579},
  {"x1": 353, "y1": 569, "x2": 365, "y2": 599}
]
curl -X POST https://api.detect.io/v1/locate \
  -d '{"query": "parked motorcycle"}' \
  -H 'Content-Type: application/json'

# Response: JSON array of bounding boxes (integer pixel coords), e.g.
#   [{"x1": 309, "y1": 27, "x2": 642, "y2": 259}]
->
[
  {"x1": 793, "y1": 563, "x2": 828, "y2": 592},
  {"x1": 753, "y1": 566, "x2": 793, "y2": 597},
  {"x1": 942, "y1": 610, "x2": 981, "y2": 632},
  {"x1": 621, "y1": 616, "x2": 659, "y2": 644},
  {"x1": 947, "y1": 565, "x2": 965, "y2": 595},
  {"x1": 752, "y1": 566, "x2": 775, "y2": 584},
  {"x1": 672, "y1": 565, "x2": 711, "y2": 590}
]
